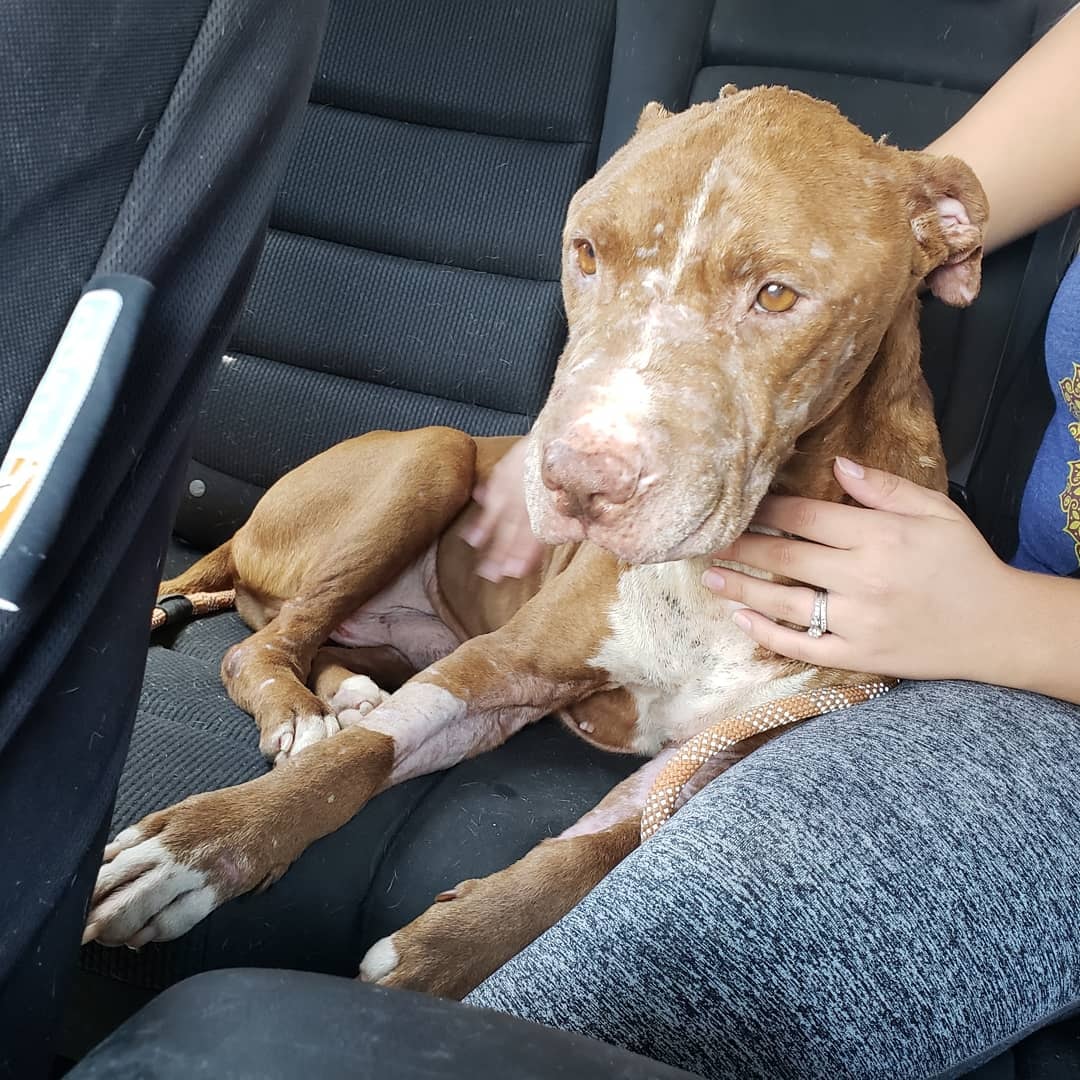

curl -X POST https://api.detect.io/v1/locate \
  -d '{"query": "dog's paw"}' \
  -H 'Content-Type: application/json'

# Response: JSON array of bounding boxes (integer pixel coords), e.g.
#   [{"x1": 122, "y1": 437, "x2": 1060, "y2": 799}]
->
[
  {"x1": 83, "y1": 833, "x2": 219, "y2": 949},
  {"x1": 82, "y1": 792, "x2": 282, "y2": 949},
  {"x1": 330, "y1": 674, "x2": 390, "y2": 727},
  {"x1": 358, "y1": 879, "x2": 500, "y2": 999},
  {"x1": 359, "y1": 935, "x2": 402, "y2": 983},
  {"x1": 259, "y1": 711, "x2": 341, "y2": 765}
]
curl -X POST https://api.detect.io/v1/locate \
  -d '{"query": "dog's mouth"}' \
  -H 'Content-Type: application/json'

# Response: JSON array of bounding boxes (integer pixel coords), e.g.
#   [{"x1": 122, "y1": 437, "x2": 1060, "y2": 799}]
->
[
  {"x1": 532, "y1": 478, "x2": 753, "y2": 565},
  {"x1": 652, "y1": 498, "x2": 742, "y2": 562}
]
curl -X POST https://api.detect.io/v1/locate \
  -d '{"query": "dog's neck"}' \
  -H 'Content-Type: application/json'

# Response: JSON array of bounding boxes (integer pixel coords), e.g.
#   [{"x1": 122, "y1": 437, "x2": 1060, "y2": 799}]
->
[{"x1": 772, "y1": 292, "x2": 947, "y2": 504}]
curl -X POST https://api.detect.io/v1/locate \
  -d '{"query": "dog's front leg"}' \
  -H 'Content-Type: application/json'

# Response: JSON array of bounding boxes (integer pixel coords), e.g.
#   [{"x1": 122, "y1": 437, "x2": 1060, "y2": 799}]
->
[
  {"x1": 358, "y1": 748, "x2": 675, "y2": 999},
  {"x1": 83, "y1": 576, "x2": 612, "y2": 949}
]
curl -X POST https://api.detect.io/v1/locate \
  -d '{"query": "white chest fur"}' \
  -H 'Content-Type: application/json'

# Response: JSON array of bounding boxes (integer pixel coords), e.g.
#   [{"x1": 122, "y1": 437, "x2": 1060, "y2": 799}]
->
[{"x1": 589, "y1": 558, "x2": 809, "y2": 755}]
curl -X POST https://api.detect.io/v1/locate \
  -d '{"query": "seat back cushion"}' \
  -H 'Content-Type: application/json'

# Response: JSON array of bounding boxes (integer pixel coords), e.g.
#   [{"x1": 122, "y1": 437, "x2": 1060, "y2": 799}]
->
[{"x1": 174, "y1": 0, "x2": 619, "y2": 549}]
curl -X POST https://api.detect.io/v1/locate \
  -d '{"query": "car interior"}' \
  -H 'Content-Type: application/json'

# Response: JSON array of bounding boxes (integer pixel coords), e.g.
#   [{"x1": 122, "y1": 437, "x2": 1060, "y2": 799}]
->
[{"x1": 2, "y1": 1, "x2": 1078, "y2": 1077}]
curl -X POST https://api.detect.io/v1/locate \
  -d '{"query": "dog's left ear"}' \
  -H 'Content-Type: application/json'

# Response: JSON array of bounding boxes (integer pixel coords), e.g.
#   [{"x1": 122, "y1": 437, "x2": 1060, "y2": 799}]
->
[{"x1": 907, "y1": 153, "x2": 989, "y2": 307}]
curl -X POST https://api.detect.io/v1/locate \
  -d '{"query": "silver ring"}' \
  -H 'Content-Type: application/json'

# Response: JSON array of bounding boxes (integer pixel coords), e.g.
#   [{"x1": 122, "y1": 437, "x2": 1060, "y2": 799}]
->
[{"x1": 807, "y1": 589, "x2": 828, "y2": 638}]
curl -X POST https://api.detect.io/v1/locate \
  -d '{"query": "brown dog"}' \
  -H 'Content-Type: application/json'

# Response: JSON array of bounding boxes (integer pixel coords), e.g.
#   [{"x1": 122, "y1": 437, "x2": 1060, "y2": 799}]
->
[{"x1": 84, "y1": 87, "x2": 986, "y2": 998}]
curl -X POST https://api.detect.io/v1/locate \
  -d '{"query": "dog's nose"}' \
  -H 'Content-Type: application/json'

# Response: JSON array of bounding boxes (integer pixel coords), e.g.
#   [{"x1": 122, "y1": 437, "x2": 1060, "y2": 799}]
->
[{"x1": 541, "y1": 438, "x2": 641, "y2": 519}]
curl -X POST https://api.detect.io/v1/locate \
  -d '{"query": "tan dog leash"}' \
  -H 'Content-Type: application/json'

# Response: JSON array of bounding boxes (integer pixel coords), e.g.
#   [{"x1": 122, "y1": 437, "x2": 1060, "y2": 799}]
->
[
  {"x1": 150, "y1": 590, "x2": 236, "y2": 631},
  {"x1": 641, "y1": 678, "x2": 899, "y2": 841}
]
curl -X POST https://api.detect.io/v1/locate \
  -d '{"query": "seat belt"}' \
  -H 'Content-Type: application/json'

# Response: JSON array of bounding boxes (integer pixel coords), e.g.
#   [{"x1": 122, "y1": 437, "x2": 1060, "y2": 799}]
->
[{"x1": 0, "y1": 275, "x2": 153, "y2": 622}]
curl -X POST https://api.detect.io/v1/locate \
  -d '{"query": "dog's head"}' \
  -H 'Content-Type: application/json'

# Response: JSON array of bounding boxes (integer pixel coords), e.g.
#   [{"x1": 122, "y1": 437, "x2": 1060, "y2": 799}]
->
[{"x1": 525, "y1": 86, "x2": 987, "y2": 563}]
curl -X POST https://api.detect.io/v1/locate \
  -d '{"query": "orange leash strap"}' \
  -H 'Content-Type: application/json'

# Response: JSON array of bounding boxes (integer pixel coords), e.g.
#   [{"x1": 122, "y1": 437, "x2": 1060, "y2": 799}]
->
[
  {"x1": 641, "y1": 678, "x2": 899, "y2": 842},
  {"x1": 150, "y1": 589, "x2": 236, "y2": 631}
]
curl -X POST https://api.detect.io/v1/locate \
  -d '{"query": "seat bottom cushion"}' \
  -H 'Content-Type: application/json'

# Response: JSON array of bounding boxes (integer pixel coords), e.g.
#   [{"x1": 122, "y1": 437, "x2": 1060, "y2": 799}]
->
[{"x1": 79, "y1": 542, "x2": 644, "y2": 995}]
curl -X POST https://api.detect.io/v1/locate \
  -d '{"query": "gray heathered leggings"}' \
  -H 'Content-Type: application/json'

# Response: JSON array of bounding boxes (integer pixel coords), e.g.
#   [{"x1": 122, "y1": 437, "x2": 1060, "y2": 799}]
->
[{"x1": 465, "y1": 681, "x2": 1080, "y2": 1080}]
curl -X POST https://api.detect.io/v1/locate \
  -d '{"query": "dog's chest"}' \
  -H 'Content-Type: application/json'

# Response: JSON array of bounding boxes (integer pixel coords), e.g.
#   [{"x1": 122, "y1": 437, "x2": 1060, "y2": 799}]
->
[{"x1": 589, "y1": 560, "x2": 795, "y2": 755}]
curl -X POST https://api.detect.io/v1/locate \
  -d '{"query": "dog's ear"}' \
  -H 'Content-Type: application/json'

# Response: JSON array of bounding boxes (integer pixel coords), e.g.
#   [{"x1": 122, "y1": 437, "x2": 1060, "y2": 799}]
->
[
  {"x1": 907, "y1": 153, "x2": 988, "y2": 307},
  {"x1": 636, "y1": 101, "x2": 671, "y2": 135}
]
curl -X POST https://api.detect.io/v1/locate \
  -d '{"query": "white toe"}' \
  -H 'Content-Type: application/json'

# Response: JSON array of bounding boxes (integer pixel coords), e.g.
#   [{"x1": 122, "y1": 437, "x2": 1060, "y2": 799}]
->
[
  {"x1": 89, "y1": 837, "x2": 215, "y2": 946},
  {"x1": 290, "y1": 713, "x2": 339, "y2": 756},
  {"x1": 131, "y1": 885, "x2": 220, "y2": 945},
  {"x1": 359, "y1": 936, "x2": 399, "y2": 983},
  {"x1": 262, "y1": 721, "x2": 295, "y2": 762},
  {"x1": 94, "y1": 842, "x2": 162, "y2": 898},
  {"x1": 103, "y1": 824, "x2": 146, "y2": 861},
  {"x1": 331, "y1": 675, "x2": 387, "y2": 714}
]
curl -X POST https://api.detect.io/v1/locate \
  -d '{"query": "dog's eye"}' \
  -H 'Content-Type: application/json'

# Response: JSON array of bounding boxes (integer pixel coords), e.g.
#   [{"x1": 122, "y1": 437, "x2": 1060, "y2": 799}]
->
[
  {"x1": 755, "y1": 282, "x2": 798, "y2": 313},
  {"x1": 573, "y1": 239, "x2": 597, "y2": 276}
]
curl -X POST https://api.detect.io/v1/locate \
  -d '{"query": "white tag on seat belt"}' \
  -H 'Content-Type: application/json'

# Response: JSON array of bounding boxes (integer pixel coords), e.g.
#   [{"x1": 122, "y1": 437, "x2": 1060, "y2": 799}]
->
[{"x1": 0, "y1": 289, "x2": 124, "y2": 608}]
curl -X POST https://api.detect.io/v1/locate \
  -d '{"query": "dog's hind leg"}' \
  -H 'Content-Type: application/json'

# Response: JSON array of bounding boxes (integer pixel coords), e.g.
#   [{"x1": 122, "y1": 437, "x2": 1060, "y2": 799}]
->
[
  {"x1": 218, "y1": 427, "x2": 479, "y2": 763},
  {"x1": 358, "y1": 748, "x2": 676, "y2": 999}
]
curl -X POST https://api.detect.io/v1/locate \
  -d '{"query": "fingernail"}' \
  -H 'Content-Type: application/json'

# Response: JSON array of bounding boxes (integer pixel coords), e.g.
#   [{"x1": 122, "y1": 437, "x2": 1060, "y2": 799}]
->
[
  {"x1": 732, "y1": 611, "x2": 752, "y2": 632},
  {"x1": 504, "y1": 557, "x2": 529, "y2": 577},
  {"x1": 459, "y1": 526, "x2": 482, "y2": 547},
  {"x1": 703, "y1": 569, "x2": 725, "y2": 591},
  {"x1": 835, "y1": 456, "x2": 864, "y2": 479},
  {"x1": 476, "y1": 561, "x2": 502, "y2": 583}
]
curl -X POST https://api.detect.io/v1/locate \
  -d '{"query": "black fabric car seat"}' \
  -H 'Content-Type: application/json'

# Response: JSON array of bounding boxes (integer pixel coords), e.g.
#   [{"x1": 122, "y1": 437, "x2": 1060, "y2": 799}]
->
[
  {"x1": 0, "y1": 1, "x2": 327, "y2": 1076},
  {"x1": 70, "y1": 0, "x2": 716, "y2": 1048},
  {"x1": 61, "y1": 969, "x2": 1080, "y2": 1080},
  {"x1": 71, "y1": 1, "x2": 1079, "y2": 1076}
]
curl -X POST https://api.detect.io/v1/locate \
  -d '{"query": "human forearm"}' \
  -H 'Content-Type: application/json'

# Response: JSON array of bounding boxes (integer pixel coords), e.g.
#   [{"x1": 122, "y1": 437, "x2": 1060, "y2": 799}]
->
[
  {"x1": 927, "y1": 6, "x2": 1080, "y2": 253},
  {"x1": 988, "y1": 569, "x2": 1080, "y2": 704}
]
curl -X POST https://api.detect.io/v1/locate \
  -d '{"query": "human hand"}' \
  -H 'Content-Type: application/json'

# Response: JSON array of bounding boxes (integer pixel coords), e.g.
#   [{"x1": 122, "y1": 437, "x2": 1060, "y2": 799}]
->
[
  {"x1": 703, "y1": 457, "x2": 1022, "y2": 682},
  {"x1": 459, "y1": 437, "x2": 546, "y2": 581}
]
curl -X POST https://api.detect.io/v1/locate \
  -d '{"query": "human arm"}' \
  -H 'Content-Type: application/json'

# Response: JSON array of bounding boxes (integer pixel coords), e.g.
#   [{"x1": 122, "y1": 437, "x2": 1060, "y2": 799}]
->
[
  {"x1": 705, "y1": 459, "x2": 1080, "y2": 705},
  {"x1": 927, "y1": 5, "x2": 1080, "y2": 253},
  {"x1": 458, "y1": 437, "x2": 546, "y2": 581}
]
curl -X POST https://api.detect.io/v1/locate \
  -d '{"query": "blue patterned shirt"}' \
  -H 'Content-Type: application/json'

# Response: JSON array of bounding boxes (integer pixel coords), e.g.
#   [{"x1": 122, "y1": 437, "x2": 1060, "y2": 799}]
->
[{"x1": 1014, "y1": 255, "x2": 1080, "y2": 576}]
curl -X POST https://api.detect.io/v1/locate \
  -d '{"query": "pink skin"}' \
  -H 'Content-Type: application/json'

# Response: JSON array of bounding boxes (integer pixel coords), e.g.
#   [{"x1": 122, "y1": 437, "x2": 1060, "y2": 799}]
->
[
  {"x1": 352, "y1": 681, "x2": 535, "y2": 784},
  {"x1": 919, "y1": 197, "x2": 983, "y2": 305},
  {"x1": 330, "y1": 547, "x2": 460, "y2": 668},
  {"x1": 556, "y1": 749, "x2": 676, "y2": 840}
]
